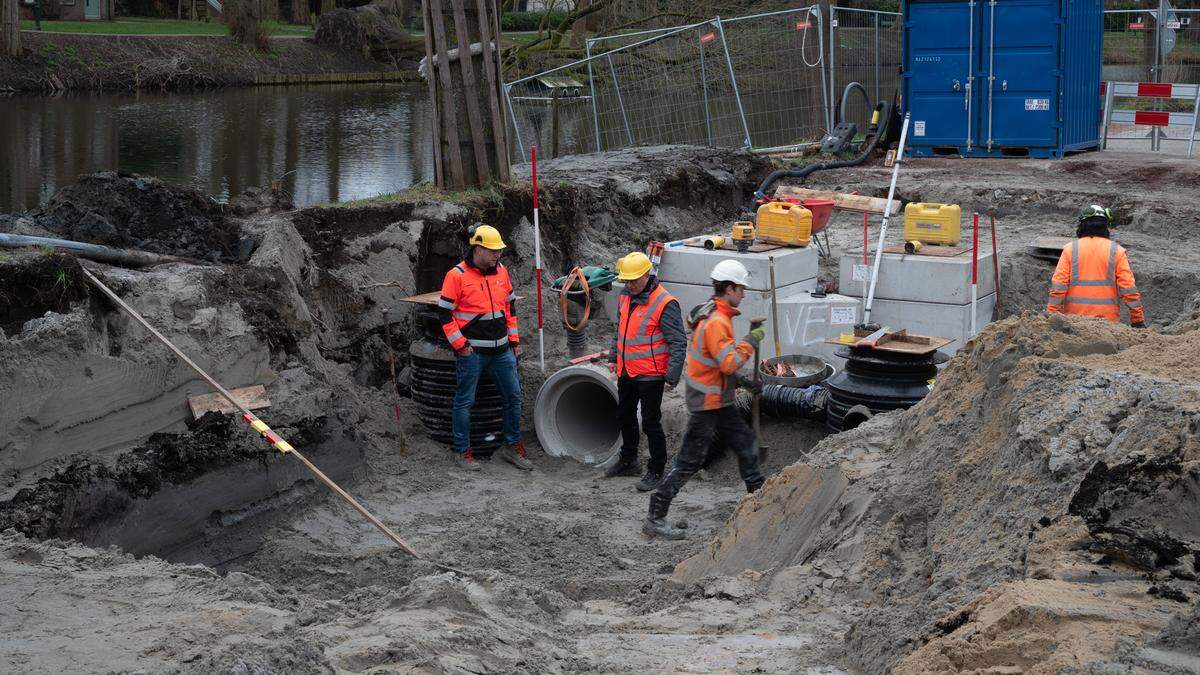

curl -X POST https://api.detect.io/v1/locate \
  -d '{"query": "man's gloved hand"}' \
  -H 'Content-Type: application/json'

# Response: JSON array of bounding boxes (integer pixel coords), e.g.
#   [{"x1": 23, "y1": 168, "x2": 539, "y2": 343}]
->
[
  {"x1": 737, "y1": 376, "x2": 762, "y2": 395},
  {"x1": 455, "y1": 345, "x2": 474, "y2": 357},
  {"x1": 1132, "y1": 321, "x2": 1146, "y2": 329},
  {"x1": 745, "y1": 325, "x2": 766, "y2": 346}
]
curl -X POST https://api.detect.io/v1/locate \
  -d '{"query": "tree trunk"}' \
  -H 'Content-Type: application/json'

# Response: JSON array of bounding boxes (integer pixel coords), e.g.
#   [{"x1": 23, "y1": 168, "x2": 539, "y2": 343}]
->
[
  {"x1": 264, "y1": 0, "x2": 278, "y2": 22},
  {"x1": 290, "y1": 0, "x2": 308, "y2": 25},
  {"x1": 1, "y1": 0, "x2": 20, "y2": 58},
  {"x1": 319, "y1": 0, "x2": 334, "y2": 16}
]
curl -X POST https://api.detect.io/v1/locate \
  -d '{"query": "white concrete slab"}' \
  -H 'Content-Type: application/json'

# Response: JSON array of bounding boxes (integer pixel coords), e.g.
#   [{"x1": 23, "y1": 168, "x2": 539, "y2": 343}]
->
[
  {"x1": 839, "y1": 247, "x2": 997, "y2": 305},
  {"x1": 659, "y1": 240, "x2": 818, "y2": 291}
]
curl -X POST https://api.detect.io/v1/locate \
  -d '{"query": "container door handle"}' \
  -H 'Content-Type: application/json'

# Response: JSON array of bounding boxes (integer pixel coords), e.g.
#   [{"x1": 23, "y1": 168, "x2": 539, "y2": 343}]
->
[{"x1": 953, "y1": 79, "x2": 961, "y2": 92}]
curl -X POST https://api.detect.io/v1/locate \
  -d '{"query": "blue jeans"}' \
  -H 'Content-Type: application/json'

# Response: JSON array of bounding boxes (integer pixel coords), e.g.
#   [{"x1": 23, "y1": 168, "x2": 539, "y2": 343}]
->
[{"x1": 453, "y1": 348, "x2": 521, "y2": 453}]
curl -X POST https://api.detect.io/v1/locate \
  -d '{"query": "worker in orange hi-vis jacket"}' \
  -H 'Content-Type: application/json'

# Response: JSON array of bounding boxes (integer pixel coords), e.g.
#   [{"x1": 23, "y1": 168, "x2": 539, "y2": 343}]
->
[
  {"x1": 438, "y1": 223, "x2": 532, "y2": 473},
  {"x1": 1047, "y1": 205, "x2": 1145, "y2": 327}
]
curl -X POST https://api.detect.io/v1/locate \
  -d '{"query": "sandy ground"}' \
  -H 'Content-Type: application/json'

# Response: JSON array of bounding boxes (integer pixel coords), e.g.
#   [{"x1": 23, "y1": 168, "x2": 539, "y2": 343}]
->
[{"x1": 2, "y1": 145, "x2": 1199, "y2": 673}]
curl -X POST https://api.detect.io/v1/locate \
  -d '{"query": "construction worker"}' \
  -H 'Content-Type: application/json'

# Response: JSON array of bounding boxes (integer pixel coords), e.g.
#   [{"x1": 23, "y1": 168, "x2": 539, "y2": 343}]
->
[
  {"x1": 643, "y1": 259, "x2": 765, "y2": 540},
  {"x1": 605, "y1": 251, "x2": 687, "y2": 492},
  {"x1": 1047, "y1": 205, "x2": 1145, "y2": 327},
  {"x1": 438, "y1": 224, "x2": 533, "y2": 472}
]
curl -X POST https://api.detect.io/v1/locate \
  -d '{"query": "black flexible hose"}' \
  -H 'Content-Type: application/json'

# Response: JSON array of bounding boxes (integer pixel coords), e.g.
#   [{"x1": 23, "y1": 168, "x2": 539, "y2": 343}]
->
[
  {"x1": 839, "y1": 81, "x2": 871, "y2": 126},
  {"x1": 753, "y1": 98, "x2": 892, "y2": 201}
]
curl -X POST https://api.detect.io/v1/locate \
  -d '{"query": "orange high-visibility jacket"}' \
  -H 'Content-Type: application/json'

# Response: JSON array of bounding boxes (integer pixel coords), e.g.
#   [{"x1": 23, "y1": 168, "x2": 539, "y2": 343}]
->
[
  {"x1": 616, "y1": 284, "x2": 678, "y2": 378},
  {"x1": 438, "y1": 260, "x2": 519, "y2": 354},
  {"x1": 1047, "y1": 236, "x2": 1143, "y2": 324},
  {"x1": 683, "y1": 298, "x2": 755, "y2": 412}
]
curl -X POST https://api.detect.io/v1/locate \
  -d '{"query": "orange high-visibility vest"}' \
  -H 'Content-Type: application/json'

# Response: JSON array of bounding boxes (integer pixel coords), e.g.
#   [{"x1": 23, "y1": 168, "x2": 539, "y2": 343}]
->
[
  {"x1": 682, "y1": 298, "x2": 755, "y2": 412},
  {"x1": 616, "y1": 285, "x2": 676, "y2": 378},
  {"x1": 1047, "y1": 237, "x2": 1143, "y2": 324},
  {"x1": 438, "y1": 261, "x2": 519, "y2": 353}
]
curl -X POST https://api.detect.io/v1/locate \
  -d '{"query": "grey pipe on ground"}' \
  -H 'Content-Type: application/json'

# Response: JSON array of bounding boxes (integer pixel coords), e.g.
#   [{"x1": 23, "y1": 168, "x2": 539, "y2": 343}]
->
[
  {"x1": 0, "y1": 233, "x2": 196, "y2": 268},
  {"x1": 534, "y1": 363, "x2": 622, "y2": 466}
]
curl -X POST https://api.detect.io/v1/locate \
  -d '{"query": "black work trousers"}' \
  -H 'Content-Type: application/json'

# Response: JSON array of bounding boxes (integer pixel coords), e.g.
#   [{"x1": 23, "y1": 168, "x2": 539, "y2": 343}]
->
[
  {"x1": 617, "y1": 376, "x2": 667, "y2": 474},
  {"x1": 650, "y1": 405, "x2": 764, "y2": 518}
]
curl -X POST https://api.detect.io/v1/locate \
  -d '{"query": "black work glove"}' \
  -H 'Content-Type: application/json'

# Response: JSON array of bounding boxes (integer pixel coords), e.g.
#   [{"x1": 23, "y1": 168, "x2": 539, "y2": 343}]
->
[
  {"x1": 1131, "y1": 321, "x2": 1146, "y2": 329},
  {"x1": 737, "y1": 376, "x2": 763, "y2": 396}
]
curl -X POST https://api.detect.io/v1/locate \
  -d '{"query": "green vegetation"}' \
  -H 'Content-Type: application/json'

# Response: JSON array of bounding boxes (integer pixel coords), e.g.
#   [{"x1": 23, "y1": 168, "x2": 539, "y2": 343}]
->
[
  {"x1": 19, "y1": 18, "x2": 313, "y2": 37},
  {"x1": 318, "y1": 182, "x2": 506, "y2": 209}
]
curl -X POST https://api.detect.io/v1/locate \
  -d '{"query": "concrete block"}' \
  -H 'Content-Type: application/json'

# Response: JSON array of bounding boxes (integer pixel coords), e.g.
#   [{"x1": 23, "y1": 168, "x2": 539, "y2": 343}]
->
[
  {"x1": 839, "y1": 247, "x2": 996, "y2": 305},
  {"x1": 658, "y1": 241, "x2": 818, "y2": 291},
  {"x1": 859, "y1": 293, "x2": 996, "y2": 355}
]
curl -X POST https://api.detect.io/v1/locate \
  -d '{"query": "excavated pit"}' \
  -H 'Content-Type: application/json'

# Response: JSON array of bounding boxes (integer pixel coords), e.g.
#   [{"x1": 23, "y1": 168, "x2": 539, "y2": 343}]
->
[{"x1": 3, "y1": 147, "x2": 1200, "y2": 673}]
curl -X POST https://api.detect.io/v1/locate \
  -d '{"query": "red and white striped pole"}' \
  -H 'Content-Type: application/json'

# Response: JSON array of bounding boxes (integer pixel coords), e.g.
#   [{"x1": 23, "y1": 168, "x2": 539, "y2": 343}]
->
[
  {"x1": 971, "y1": 211, "x2": 979, "y2": 335},
  {"x1": 532, "y1": 146, "x2": 545, "y2": 373}
]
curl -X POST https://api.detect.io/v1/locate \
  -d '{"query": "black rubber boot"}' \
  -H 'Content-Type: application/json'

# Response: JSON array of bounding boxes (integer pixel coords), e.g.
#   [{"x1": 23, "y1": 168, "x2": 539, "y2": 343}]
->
[
  {"x1": 642, "y1": 494, "x2": 685, "y2": 540},
  {"x1": 604, "y1": 455, "x2": 640, "y2": 478},
  {"x1": 635, "y1": 470, "x2": 663, "y2": 492}
]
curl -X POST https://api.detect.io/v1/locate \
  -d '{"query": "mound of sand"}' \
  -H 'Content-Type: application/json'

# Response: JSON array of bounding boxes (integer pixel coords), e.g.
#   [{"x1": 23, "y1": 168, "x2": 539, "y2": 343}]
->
[{"x1": 677, "y1": 312, "x2": 1200, "y2": 672}]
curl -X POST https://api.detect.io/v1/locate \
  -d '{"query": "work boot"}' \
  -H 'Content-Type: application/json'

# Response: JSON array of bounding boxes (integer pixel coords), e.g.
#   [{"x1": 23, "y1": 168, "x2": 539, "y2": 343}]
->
[
  {"x1": 604, "y1": 455, "x2": 640, "y2": 478},
  {"x1": 498, "y1": 441, "x2": 534, "y2": 471},
  {"x1": 635, "y1": 469, "x2": 662, "y2": 492},
  {"x1": 459, "y1": 448, "x2": 482, "y2": 472},
  {"x1": 642, "y1": 494, "x2": 685, "y2": 540}
]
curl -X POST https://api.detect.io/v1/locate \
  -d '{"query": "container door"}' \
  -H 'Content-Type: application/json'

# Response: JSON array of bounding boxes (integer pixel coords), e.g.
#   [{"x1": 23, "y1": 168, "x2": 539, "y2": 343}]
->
[
  {"x1": 84, "y1": 0, "x2": 101, "y2": 19},
  {"x1": 981, "y1": 0, "x2": 1061, "y2": 150},
  {"x1": 904, "y1": 0, "x2": 979, "y2": 149}
]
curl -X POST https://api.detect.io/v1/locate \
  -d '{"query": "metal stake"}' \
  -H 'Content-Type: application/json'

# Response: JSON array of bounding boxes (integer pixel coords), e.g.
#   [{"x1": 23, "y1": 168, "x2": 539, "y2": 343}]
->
[
  {"x1": 715, "y1": 17, "x2": 753, "y2": 148},
  {"x1": 864, "y1": 113, "x2": 911, "y2": 326}
]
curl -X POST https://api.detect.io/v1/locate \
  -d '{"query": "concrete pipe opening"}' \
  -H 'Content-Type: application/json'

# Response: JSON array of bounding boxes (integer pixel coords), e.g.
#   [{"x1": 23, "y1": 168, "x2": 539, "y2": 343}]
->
[{"x1": 534, "y1": 364, "x2": 621, "y2": 466}]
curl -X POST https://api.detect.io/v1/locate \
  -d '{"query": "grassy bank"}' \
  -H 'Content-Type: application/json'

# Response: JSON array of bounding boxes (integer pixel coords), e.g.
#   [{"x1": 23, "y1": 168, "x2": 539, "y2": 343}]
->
[
  {"x1": 0, "y1": 32, "x2": 415, "y2": 92},
  {"x1": 19, "y1": 17, "x2": 313, "y2": 37}
]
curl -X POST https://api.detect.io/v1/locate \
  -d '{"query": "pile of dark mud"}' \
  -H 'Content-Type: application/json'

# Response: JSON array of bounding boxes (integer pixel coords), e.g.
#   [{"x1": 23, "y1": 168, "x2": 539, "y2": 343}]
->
[
  {"x1": 677, "y1": 312, "x2": 1200, "y2": 672},
  {"x1": 26, "y1": 171, "x2": 244, "y2": 262},
  {"x1": 0, "y1": 252, "x2": 88, "y2": 336}
]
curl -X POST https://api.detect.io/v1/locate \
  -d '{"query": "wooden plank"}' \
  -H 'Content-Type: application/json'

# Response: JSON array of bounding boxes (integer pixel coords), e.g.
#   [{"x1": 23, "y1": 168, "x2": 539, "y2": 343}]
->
[
  {"x1": 475, "y1": 0, "x2": 508, "y2": 183},
  {"x1": 421, "y1": 0, "x2": 445, "y2": 189},
  {"x1": 429, "y1": 0, "x2": 466, "y2": 188},
  {"x1": 188, "y1": 385, "x2": 271, "y2": 420},
  {"x1": 450, "y1": 0, "x2": 492, "y2": 184},
  {"x1": 400, "y1": 290, "x2": 524, "y2": 306},
  {"x1": 774, "y1": 186, "x2": 901, "y2": 215}
]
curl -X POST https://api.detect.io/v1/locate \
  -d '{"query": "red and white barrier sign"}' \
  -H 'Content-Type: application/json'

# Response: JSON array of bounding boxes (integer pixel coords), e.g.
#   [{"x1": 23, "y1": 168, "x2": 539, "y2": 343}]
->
[{"x1": 1101, "y1": 80, "x2": 1199, "y2": 159}]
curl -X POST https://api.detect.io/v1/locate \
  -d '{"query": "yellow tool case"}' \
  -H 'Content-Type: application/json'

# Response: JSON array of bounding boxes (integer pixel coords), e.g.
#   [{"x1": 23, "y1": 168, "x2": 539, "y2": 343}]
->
[
  {"x1": 756, "y1": 201, "x2": 813, "y2": 247},
  {"x1": 903, "y1": 203, "x2": 962, "y2": 246}
]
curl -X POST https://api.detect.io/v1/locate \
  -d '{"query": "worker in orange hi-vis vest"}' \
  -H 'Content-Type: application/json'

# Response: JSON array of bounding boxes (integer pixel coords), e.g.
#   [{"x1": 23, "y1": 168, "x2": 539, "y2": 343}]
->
[
  {"x1": 643, "y1": 259, "x2": 766, "y2": 541},
  {"x1": 1046, "y1": 205, "x2": 1145, "y2": 327},
  {"x1": 438, "y1": 224, "x2": 532, "y2": 472}
]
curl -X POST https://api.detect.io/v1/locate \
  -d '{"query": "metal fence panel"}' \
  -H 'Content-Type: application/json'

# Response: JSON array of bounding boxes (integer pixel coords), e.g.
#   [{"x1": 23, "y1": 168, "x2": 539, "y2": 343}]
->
[{"x1": 829, "y1": 7, "x2": 901, "y2": 130}]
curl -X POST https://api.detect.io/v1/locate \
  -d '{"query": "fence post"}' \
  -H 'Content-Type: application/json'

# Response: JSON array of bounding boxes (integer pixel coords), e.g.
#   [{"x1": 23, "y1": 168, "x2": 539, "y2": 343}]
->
[
  {"x1": 874, "y1": 13, "x2": 881, "y2": 105},
  {"x1": 586, "y1": 40, "x2": 603, "y2": 153},
  {"x1": 828, "y1": 6, "x2": 837, "y2": 130},
  {"x1": 817, "y1": 5, "x2": 831, "y2": 132},
  {"x1": 1101, "y1": 81, "x2": 1114, "y2": 150},
  {"x1": 504, "y1": 84, "x2": 526, "y2": 162},
  {"x1": 699, "y1": 28, "x2": 713, "y2": 146},
  {"x1": 1189, "y1": 85, "x2": 1199, "y2": 159},
  {"x1": 715, "y1": 17, "x2": 753, "y2": 148},
  {"x1": 606, "y1": 53, "x2": 635, "y2": 146}
]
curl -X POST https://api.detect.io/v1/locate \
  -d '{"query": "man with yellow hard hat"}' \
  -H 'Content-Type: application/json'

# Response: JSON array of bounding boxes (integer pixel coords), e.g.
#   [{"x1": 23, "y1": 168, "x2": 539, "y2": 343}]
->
[
  {"x1": 438, "y1": 223, "x2": 531, "y2": 472},
  {"x1": 604, "y1": 251, "x2": 686, "y2": 491}
]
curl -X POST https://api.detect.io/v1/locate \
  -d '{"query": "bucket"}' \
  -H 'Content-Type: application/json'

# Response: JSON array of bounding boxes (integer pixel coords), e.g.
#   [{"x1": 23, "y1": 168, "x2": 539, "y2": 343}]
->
[{"x1": 760, "y1": 354, "x2": 833, "y2": 388}]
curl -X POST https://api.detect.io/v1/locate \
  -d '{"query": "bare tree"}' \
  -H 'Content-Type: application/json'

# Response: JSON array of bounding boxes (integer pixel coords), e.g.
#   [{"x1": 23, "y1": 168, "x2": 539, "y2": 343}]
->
[
  {"x1": 1, "y1": 0, "x2": 20, "y2": 58},
  {"x1": 291, "y1": 0, "x2": 310, "y2": 24},
  {"x1": 224, "y1": 0, "x2": 269, "y2": 48}
]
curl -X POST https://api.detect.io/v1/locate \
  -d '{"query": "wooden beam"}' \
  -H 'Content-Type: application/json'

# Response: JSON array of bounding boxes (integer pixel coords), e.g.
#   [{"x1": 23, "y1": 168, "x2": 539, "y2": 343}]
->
[
  {"x1": 429, "y1": 0, "x2": 466, "y2": 188},
  {"x1": 774, "y1": 186, "x2": 901, "y2": 215},
  {"x1": 188, "y1": 385, "x2": 271, "y2": 420},
  {"x1": 420, "y1": 0, "x2": 445, "y2": 188},
  {"x1": 475, "y1": 0, "x2": 508, "y2": 182},
  {"x1": 451, "y1": 0, "x2": 491, "y2": 184}
]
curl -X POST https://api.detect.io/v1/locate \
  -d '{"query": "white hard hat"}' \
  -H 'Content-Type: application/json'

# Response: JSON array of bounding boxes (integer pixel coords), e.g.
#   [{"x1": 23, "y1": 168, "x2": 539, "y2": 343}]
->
[{"x1": 710, "y1": 259, "x2": 750, "y2": 286}]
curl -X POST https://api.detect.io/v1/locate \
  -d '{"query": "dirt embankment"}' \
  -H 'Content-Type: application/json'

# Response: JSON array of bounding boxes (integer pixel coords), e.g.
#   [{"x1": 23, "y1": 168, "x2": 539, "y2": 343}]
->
[
  {"x1": 677, "y1": 312, "x2": 1200, "y2": 672},
  {"x1": 0, "y1": 32, "x2": 414, "y2": 93}
]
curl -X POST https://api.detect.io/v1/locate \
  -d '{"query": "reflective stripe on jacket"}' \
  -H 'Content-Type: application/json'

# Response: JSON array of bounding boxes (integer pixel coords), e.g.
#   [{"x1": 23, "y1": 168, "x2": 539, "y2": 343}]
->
[
  {"x1": 1046, "y1": 236, "x2": 1143, "y2": 323},
  {"x1": 438, "y1": 260, "x2": 519, "y2": 353},
  {"x1": 683, "y1": 298, "x2": 755, "y2": 412},
  {"x1": 616, "y1": 284, "x2": 677, "y2": 378}
]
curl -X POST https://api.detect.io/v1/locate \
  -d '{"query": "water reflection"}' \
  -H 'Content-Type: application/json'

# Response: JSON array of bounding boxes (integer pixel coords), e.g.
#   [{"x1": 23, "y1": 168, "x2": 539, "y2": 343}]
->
[{"x1": 1, "y1": 82, "x2": 437, "y2": 213}]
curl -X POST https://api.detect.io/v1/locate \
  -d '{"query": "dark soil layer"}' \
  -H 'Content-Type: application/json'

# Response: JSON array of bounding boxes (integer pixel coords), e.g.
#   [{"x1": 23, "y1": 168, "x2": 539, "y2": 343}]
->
[
  {"x1": 31, "y1": 171, "x2": 242, "y2": 262},
  {"x1": 0, "y1": 32, "x2": 414, "y2": 93},
  {"x1": 0, "y1": 252, "x2": 88, "y2": 335}
]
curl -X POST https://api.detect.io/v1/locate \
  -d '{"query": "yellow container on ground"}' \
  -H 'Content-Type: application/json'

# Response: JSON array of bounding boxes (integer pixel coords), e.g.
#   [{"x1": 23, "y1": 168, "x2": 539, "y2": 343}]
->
[
  {"x1": 903, "y1": 203, "x2": 962, "y2": 246},
  {"x1": 756, "y1": 202, "x2": 813, "y2": 247}
]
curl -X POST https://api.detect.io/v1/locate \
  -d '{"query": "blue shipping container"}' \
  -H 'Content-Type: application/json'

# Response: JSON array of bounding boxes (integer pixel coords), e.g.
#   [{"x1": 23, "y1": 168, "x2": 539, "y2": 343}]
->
[{"x1": 902, "y1": 0, "x2": 1103, "y2": 158}]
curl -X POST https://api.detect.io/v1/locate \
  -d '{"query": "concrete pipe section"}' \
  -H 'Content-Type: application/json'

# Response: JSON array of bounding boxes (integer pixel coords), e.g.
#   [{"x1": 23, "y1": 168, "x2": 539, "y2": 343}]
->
[{"x1": 534, "y1": 363, "x2": 622, "y2": 466}]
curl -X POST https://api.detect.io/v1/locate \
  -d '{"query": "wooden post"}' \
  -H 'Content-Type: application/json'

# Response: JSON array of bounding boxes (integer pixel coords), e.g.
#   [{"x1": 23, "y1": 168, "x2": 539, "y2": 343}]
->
[
  {"x1": 1, "y1": 0, "x2": 20, "y2": 58},
  {"x1": 422, "y1": 0, "x2": 510, "y2": 188}
]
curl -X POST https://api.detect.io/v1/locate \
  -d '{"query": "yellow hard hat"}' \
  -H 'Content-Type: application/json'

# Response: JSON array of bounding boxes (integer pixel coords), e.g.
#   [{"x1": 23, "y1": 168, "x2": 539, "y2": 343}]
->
[
  {"x1": 468, "y1": 224, "x2": 506, "y2": 250},
  {"x1": 616, "y1": 251, "x2": 653, "y2": 281}
]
